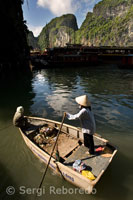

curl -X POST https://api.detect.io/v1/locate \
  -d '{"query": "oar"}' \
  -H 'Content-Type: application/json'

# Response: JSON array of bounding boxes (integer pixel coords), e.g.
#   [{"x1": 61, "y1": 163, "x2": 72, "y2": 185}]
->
[{"x1": 37, "y1": 113, "x2": 65, "y2": 189}]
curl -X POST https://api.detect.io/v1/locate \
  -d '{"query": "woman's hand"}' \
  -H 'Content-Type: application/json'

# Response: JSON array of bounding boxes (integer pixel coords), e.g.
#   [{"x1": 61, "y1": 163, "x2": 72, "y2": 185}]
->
[{"x1": 64, "y1": 112, "x2": 67, "y2": 117}]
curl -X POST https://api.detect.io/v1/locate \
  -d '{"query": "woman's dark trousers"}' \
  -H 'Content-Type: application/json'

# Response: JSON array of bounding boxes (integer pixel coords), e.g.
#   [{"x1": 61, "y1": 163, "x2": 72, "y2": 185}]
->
[{"x1": 84, "y1": 133, "x2": 94, "y2": 154}]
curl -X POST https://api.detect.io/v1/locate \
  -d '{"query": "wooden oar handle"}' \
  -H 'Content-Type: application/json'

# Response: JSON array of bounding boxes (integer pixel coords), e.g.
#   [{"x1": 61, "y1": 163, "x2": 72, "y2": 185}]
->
[{"x1": 37, "y1": 113, "x2": 65, "y2": 190}]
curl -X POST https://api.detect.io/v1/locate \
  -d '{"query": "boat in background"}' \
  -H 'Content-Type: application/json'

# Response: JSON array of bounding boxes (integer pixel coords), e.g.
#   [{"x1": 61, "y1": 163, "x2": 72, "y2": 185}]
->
[{"x1": 30, "y1": 45, "x2": 133, "y2": 69}]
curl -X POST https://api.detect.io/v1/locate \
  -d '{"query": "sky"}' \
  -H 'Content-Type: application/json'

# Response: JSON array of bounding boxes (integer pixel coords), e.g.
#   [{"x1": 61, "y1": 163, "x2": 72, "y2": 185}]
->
[{"x1": 22, "y1": 0, "x2": 102, "y2": 37}]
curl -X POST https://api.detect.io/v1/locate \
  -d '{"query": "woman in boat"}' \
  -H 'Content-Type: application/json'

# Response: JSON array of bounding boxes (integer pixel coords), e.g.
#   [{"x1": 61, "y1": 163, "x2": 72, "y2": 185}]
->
[
  {"x1": 65, "y1": 95, "x2": 96, "y2": 154},
  {"x1": 13, "y1": 106, "x2": 27, "y2": 128}
]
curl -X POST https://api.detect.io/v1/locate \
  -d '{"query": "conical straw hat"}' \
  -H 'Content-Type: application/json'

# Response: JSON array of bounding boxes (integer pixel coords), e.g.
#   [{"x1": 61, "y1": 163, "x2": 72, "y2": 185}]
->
[{"x1": 75, "y1": 95, "x2": 91, "y2": 107}]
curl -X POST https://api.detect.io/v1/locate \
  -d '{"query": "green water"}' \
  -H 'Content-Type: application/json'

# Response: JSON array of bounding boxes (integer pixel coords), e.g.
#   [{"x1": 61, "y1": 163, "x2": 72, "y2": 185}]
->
[{"x1": 0, "y1": 65, "x2": 133, "y2": 200}]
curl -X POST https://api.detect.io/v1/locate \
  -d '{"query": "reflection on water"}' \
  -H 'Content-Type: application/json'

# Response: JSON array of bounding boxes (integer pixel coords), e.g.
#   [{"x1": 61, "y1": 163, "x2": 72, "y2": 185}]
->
[
  {"x1": 0, "y1": 65, "x2": 133, "y2": 200},
  {"x1": 30, "y1": 67, "x2": 133, "y2": 135}
]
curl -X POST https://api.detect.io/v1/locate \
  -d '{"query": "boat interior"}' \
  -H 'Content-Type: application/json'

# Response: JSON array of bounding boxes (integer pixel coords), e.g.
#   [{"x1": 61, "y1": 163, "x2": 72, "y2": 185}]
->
[{"x1": 22, "y1": 117, "x2": 116, "y2": 178}]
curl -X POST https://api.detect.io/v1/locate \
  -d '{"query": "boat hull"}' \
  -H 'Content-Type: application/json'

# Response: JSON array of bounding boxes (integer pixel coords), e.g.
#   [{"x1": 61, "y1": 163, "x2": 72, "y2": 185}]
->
[
  {"x1": 19, "y1": 116, "x2": 117, "y2": 194},
  {"x1": 20, "y1": 129, "x2": 94, "y2": 193}
]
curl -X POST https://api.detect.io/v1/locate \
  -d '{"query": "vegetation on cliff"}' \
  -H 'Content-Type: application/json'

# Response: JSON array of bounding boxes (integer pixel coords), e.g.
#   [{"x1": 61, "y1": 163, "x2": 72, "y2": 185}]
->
[
  {"x1": 38, "y1": 14, "x2": 78, "y2": 50},
  {"x1": 94, "y1": 0, "x2": 132, "y2": 12},
  {"x1": 77, "y1": 0, "x2": 133, "y2": 46},
  {"x1": 28, "y1": 0, "x2": 133, "y2": 49},
  {"x1": 27, "y1": 31, "x2": 39, "y2": 50}
]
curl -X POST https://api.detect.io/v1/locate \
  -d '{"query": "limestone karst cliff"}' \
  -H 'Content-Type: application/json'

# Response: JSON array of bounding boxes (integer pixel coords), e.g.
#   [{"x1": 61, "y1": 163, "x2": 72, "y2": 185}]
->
[
  {"x1": 38, "y1": 14, "x2": 78, "y2": 50},
  {"x1": 28, "y1": 0, "x2": 133, "y2": 50}
]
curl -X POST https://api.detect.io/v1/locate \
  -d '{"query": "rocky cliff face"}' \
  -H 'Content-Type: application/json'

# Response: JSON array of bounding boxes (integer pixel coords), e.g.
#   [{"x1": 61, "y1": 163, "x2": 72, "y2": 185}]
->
[
  {"x1": 77, "y1": 0, "x2": 133, "y2": 46},
  {"x1": 29, "y1": 0, "x2": 133, "y2": 49},
  {"x1": 27, "y1": 31, "x2": 39, "y2": 49},
  {"x1": 38, "y1": 14, "x2": 78, "y2": 50},
  {"x1": 93, "y1": 0, "x2": 131, "y2": 18}
]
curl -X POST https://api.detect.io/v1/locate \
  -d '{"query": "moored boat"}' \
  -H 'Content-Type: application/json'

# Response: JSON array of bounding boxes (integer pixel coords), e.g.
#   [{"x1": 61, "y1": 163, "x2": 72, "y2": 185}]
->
[{"x1": 19, "y1": 116, "x2": 117, "y2": 194}]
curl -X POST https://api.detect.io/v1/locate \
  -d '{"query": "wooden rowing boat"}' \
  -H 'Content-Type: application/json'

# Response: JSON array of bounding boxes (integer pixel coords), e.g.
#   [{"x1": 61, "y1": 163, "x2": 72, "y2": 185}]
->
[{"x1": 19, "y1": 116, "x2": 117, "y2": 194}]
